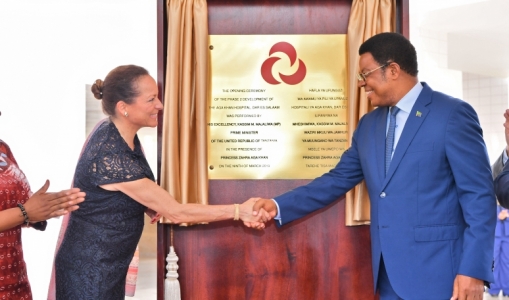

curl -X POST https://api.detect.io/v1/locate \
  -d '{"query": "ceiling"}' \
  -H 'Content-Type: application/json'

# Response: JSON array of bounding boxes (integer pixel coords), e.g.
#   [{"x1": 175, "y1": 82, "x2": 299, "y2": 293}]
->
[{"x1": 417, "y1": 0, "x2": 509, "y2": 78}]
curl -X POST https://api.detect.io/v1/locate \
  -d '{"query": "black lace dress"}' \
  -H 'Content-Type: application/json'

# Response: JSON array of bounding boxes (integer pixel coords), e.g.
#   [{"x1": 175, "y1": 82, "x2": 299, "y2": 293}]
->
[{"x1": 55, "y1": 119, "x2": 154, "y2": 300}]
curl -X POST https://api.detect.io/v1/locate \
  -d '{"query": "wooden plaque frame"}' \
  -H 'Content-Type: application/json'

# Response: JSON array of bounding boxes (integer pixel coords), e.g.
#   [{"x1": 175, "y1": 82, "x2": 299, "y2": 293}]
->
[{"x1": 156, "y1": 1, "x2": 409, "y2": 299}]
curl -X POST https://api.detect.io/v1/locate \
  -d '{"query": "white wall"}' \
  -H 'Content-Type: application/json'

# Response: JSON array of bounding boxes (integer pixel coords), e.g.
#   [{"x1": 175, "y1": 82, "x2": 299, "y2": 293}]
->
[
  {"x1": 409, "y1": 0, "x2": 508, "y2": 164},
  {"x1": 409, "y1": 1, "x2": 463, "y2": 100},
  {"x1": 0, "y1": 1, "x2": 157, "y2": 298},
  {"x1": 462, "y1": 74, "x2": 509, "y2": 163}
]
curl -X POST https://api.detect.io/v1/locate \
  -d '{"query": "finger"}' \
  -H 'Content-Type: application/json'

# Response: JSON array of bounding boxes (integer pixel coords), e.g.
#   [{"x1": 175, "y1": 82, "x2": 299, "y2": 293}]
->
[
  {"x1": 73, "y1": 194, "x2": 86, "y2": 204},
  {"x1": 257, "y1": 208, "x2": 269, "y2": 222},
  {"x1": 252, "y1": 222, "x2": 265, "y2": 230},
  {"x1": 252, "y1": 212, "x2": 264, "y2": 223},
  {"x1": 49, "y1": 209, "x2": 69, "y2": 218},
  {"x1": 64, "y1": 205, "x2": 80, "y2": 213},
  {"x1": 63, "y1": 187, "x2": 83, "y2": 196},
  {"x1": 50, "y1": 192, "x2": 86, "y2": 207},
  {"x1": 450, "y1": 277, "x2": 459, "y2": 300},
  {"x1": 65, "y1": 196, "x2": 85, "y2": 208},
  {"x1": 243, "y1": 222, "x2": 253, "y2": 228},
  {"x1": 262, "y1": 209, "x2": 272, "y2": 221},
  {"x1": 50, "y1": 195, "x2": 85, "y2": 212},
  {"x1": 66, "y1": 192, "x2": 86, "y2": 202},
  {"x1": 34, "y1": 179, "x2": 50, "y2": 195},
  {"x1": 54, "y1": 189, "x2": 84, "y2": 200}
]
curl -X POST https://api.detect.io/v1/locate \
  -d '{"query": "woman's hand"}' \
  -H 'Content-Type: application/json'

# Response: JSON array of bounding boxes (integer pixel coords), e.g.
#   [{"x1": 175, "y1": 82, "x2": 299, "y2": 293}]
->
[
  {"x1": 239, "y1": 197, "x2": 270, "y2": 229},
  {"x1": 23, "y1": 180, "x2": 86, "y2": 222}
]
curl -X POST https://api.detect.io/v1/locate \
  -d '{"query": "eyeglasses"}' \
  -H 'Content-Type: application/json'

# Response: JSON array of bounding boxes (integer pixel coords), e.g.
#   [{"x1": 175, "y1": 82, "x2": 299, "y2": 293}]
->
[{"x1": 357, "y1": 63, "x2": 389, "y2": 81}]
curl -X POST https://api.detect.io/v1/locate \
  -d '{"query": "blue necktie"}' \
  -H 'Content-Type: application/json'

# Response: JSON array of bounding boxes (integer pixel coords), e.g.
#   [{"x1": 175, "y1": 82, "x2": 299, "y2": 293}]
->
[{"x1": 385, "y1": 106, "x2": 400, "y2": 176}]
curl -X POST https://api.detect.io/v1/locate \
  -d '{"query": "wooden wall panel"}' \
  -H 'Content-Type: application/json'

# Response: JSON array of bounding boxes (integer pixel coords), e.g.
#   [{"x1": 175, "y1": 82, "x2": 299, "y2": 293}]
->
[
  {"x1": 207, "y1": 0, "x2": 351, "y2": 34},
  {"x1": 157, "y1": 1, "x2": 409, "y2": 299},
  {"x1": 170, "y1": 180, "x2": 373, "y2": 300}
]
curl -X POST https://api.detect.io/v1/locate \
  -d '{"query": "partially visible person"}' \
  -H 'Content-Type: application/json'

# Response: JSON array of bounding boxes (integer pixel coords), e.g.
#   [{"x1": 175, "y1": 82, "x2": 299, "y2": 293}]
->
[
  {"x1": 52, "y1": 65, "x2": 267, "y2": 299},
  {"x1": 495, "y1": 109, "x2": 509, "y2": 208},
  {"x1": 0, "y1": 139, "x2": 85, "y2": 300},
  {"x1": 491, "y1": 109, "x2": 509, "y2": 298},
  {"x1": 488, "y1": 205, "x2": 509, "y2": 298},
  {"x1": 250, "y1": 32, "x2": 496, "y2": 300}
]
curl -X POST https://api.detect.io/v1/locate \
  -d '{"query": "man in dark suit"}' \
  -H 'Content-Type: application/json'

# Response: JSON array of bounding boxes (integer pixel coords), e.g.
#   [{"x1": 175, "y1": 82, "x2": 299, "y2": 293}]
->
[
  {"x1": 495, "y1": 110, "x2": 509, "y2": 209},
  {"x1": 492, "y1": 110, "x2": 509, "y2": 299},
  {"x1": 250, "y1": 32, "x2": 496, "y2": 300}
]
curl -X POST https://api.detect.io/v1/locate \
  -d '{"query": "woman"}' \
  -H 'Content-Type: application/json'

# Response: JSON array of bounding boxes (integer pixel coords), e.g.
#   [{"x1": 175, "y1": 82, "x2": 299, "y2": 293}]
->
[
  {"x1": 54, "y1": 65, "x2": 266, "y2": 299},
  {"x1": 0, "y1": 139, "x2": 85, "y2": 300}
]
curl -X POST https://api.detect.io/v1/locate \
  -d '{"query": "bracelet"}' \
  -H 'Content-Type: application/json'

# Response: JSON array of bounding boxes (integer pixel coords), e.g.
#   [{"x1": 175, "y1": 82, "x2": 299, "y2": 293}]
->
[
  {"x1": 17, "y1": 203, "x2": 30, "y2": 227},
  {"x1": 233, "y1": 204, "x2": 240, "y2": 221}
]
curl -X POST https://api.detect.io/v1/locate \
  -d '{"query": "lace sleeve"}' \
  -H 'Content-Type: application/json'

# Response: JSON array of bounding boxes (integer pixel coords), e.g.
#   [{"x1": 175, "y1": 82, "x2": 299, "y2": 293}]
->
[{"x1": 91, "y1": 152, "x2": 148, "y2": 186}]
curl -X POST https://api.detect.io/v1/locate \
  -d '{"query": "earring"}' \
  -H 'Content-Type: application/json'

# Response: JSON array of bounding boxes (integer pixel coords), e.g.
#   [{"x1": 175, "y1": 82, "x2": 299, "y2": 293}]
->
[{"x1": 124, "y1": 111, "x2": 129, "y2": 117}]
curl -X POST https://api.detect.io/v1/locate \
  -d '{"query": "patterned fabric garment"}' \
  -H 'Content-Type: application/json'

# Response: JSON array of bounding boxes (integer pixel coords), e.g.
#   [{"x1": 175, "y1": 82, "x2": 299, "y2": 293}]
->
[
  {"x1": 0, "y1": 140, "x2": 33, "y2": 300},
  {"x1": 55, "y1": 119, "x2": 155, "y2": 300}
]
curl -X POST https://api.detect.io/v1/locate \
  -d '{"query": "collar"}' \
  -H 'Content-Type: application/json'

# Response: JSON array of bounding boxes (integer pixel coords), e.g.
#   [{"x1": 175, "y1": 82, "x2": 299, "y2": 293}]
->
[{"x1": 394, "y1": 82, "x2": 423, "y2": 113}]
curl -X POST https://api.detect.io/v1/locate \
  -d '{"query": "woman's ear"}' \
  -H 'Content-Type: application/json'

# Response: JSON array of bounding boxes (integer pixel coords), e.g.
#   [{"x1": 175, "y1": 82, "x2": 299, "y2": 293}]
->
[{"x1": 116, "y1": 100, "x2": 127, "y2": 116}]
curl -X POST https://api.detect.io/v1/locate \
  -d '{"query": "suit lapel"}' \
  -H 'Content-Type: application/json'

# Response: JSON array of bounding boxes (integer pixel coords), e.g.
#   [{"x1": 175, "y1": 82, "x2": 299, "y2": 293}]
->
[
  {"x1": 382, "y1": 83, "x2": 433, "y2": 188},
  {"x1": 376, "y1": 107, "x2": 390, "y2": 184}
]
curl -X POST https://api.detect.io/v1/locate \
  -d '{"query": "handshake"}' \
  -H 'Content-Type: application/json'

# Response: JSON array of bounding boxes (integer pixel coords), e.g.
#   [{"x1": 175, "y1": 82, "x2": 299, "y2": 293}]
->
[{"x1": 236, "y1": 197, "x2": 278, "y2": 229}]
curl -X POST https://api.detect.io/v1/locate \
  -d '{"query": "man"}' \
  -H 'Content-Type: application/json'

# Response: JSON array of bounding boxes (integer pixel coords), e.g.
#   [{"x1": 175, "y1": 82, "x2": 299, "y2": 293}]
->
[
  {"x1": 488, "y1": 109, "x2": 509, "y2": 296},
  {"x1": 488, "y1": 112, "x2": 509, "y2": 298},
  {"x1": 251, "y1": 33, "x2": 496, "y2": 300},
  {"x1": 495, "y1": 109, "x2": 509, "y2": 209}
]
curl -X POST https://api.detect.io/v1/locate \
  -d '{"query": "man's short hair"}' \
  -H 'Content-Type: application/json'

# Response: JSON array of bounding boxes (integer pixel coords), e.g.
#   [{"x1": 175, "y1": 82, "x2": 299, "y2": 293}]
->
[{"x1": 359, "y1": 32, "x2": 418, "y2": 76}]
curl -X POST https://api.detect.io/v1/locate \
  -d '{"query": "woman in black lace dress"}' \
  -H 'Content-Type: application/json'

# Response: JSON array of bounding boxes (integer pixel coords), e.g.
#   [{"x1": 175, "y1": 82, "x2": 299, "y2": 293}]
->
[{"x1": 53, "y1": 65, "x2": 267, "y2": 299}]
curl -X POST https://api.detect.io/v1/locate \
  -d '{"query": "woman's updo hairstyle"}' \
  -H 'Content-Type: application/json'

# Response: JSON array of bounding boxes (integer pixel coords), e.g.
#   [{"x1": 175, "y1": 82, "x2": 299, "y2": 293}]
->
[{"x1": 91, "y1": 65, "x2": 149, "y2": 116}]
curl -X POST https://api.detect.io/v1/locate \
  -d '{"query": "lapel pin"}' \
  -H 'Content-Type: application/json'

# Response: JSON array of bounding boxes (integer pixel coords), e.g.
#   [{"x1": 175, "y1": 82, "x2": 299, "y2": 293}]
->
[{"x1": 416, "y1": 111, "x2": 422, "y2": 117}]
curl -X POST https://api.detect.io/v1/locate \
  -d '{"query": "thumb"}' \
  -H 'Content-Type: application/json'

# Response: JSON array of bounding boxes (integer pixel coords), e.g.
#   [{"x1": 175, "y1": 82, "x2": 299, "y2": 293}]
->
[
  {"x1": 34, "y1": 179, "x2": 50, "y2": 195},
  {"x1": 450, "y1": 277, "x2": 458, "y2": 300},
  {"x1": 252, "y1": 200, "x2": 264, "y2": 216}
]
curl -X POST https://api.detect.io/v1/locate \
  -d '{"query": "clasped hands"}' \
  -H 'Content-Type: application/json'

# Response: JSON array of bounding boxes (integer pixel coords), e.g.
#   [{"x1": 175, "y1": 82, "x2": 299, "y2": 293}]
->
[
  {"x1": 26, "y1": 179, "x2": 86, "y2": 222},
  {"x1": 237, "y1": 197, "x2": 278, "y2": 229}
]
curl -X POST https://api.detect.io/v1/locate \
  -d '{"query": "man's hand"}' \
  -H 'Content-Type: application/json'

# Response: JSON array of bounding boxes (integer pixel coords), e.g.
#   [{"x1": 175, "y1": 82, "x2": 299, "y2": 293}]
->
[
  {"x1": 239, "y1": 197, "x2": 270, "y2": 229},
  {"x1": 450, "y1": 274, "x2": 484, "y2": 300},
  {"x1": 252, "y1": 198, "x2": 278, "y2": 218},
  {"x1": 241, "y1": 197, "x2": 276, "y2": 229}
]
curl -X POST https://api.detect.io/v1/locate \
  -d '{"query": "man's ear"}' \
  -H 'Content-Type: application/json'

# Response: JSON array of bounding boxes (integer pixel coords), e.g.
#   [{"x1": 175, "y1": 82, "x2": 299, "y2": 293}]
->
[{"x1": 387, "y1": 62, "x2": 401, "y2": 79}]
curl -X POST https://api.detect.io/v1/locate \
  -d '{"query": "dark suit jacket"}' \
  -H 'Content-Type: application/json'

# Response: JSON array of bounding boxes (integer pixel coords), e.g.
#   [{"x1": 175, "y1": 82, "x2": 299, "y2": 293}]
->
[
  {"x1": 275, "y1": 82, "x2": 496, "y2": 299},
  {"x1": 493, "y1": 152, "x2": 505, "y2": 179},
  {"x1": 494, "y1": 152, "x2": 509, "y2": 209},
  {"x1": 492, "y1": 153, "x2": 509, "y2": 236}
]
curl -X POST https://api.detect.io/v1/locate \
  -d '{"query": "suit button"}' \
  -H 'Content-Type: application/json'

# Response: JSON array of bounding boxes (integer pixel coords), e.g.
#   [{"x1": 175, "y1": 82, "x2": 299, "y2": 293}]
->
[{"x1": 380, "y1": 192, "x2": 386, "y2": 198}]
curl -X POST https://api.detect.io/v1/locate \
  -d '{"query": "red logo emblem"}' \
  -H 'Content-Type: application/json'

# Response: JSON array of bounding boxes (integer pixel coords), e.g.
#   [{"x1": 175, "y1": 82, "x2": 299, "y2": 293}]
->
[{"x1": 261, "y1": 42, "x2": 307, "y2": 85}]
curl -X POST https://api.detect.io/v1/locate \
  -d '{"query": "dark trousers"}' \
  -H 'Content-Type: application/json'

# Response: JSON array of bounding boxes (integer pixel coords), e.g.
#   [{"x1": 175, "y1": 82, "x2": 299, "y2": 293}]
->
[{"x1": 378, "y1": 257, "x2": 404, "y2": 300}]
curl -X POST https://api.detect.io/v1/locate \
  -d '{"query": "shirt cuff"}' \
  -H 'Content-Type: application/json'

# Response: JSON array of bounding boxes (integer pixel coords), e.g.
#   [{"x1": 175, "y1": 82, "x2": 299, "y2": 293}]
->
[{"x1": 273, "y1": 199, "x2": 282, "y2": 225}]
